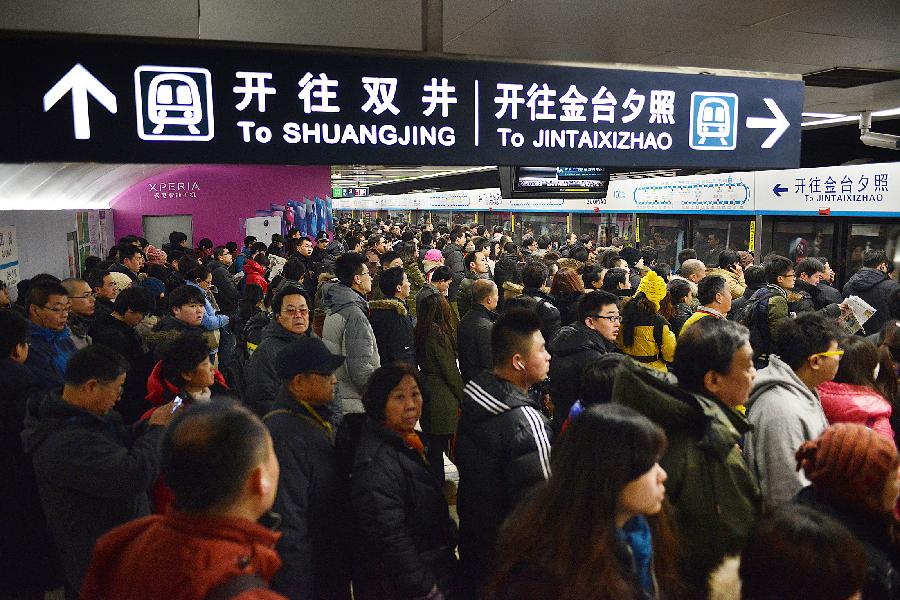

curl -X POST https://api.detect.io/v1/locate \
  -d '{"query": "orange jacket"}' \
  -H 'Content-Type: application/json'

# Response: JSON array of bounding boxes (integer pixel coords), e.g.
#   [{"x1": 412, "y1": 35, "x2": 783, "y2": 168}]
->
[{"x1": 81, "y1": 512, "x2": 285, "y2": 600}]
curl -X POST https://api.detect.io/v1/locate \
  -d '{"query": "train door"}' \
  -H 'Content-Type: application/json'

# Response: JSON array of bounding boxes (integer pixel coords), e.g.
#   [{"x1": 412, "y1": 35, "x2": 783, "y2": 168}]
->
[
  {"x1": 578, "y1": 213, "x2": 635, "y2": 247},
  {"x1": 691, "y1": 216, "x2": 756, "y2": 267},
  {"x1": 635, "y1": 215, "x2": 686, "y2": 267},
  {"x1": 842, "y1": 219, "x2": 900, "y2": 280},
  {"x1": 759, "y1": 217, "x2": 837, "y2": 265},
  {"x1": 517, "y1": 212, "x2": 568, "y2": 242}
]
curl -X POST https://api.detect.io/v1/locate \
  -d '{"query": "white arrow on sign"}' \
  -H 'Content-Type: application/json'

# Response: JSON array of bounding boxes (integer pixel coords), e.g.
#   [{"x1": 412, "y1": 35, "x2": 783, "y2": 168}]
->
[
  {"x1": 745, "y1": 97, "x2": 790, "y2": 149},
  {"x1": 43, "y1": 63, "x2": 117, "y2": 140}
]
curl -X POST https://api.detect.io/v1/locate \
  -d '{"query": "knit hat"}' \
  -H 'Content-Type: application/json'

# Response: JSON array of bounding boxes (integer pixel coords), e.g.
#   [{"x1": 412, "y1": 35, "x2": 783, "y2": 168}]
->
[
  {"x1": 108, "y1": 271, "x2": 133, "y2": 295},
  {"x1": 424, "y1": 249, "x2": 443, "y2": 262},
  {"x1": 796, "y1": 423, "x2": 898, "y2": 513},
  {"x1": 634, "y1": 270, "x2": 667, "y2": 310},
  {"x1": 145, "y1": 245, "x2": 167, "y2": 265},
  {"x1": 140, "y1": 276, "x2": 166, "y2": 301}
]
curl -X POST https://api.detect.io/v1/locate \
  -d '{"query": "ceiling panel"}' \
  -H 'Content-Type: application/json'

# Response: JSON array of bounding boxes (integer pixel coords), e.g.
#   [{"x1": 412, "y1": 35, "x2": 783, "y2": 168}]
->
[
  {"x1": 761, "y1": 0, "x2": 900, "y2": 43},
  {"x1": 1, "y1": 0, "x2": 199, "y2": 37},
  {"x1": 199, "y1": 0, "x2": 423, "y2": 50},
  {"x1": 686, "y1": 28, "x2": 900, "y2": 67}
]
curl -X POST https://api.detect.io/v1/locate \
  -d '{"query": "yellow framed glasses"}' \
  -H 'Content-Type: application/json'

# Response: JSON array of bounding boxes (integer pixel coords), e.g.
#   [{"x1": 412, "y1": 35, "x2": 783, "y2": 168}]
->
[{"x1": 812, "y1": 350, "x2": 844, "y2": 359}]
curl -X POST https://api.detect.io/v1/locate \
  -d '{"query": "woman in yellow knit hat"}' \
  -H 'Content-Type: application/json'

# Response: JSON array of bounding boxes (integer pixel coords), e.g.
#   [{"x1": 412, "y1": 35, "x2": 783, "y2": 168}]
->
[{"x1": 616, "y1": 270, "x2": 677, "y2": 371}]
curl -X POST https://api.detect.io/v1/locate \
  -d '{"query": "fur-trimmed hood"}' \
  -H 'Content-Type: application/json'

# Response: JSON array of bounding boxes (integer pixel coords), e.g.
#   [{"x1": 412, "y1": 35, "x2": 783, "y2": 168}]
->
[{"x1": 368, "y1": 298, "x2": 408, "y2": 316}]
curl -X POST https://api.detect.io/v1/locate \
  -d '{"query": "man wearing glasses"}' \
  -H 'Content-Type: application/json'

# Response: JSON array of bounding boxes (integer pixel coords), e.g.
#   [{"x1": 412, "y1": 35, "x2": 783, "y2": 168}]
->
[
  {"x1": 61, "y1": 278, "x2": 96, "y2": 350},
  {"x1": 24, "y1": 281, "x2": 77, "y2": 392},
  {"x1": 744, "y1": 312, "x2": 843, "y2": 509},
  {"x1": 548, "y1": 290, "x2": 621, "y2": 436},
  {"x1": 245, "y1": 285, "x2": 313, "y2": 417}
]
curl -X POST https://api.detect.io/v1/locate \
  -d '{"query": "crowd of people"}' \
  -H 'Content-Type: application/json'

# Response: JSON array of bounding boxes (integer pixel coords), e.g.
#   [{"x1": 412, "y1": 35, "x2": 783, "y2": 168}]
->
[{"x1": 4, "y1": 220, "x2": 900, "y2": 600}]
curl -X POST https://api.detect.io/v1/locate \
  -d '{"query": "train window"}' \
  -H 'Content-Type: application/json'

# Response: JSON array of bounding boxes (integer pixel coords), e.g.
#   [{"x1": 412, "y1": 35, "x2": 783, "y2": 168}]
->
[
  {"x1": 845, "y1": 222, "x2": 900, "y2": 276},
  {"x1": 692, "y1": 217, "x2": 754, "y2": 267},
  {"x1": 638, "y1": 215, "x2": 686, "y2": 267},
  {"x1": 760, "y1": 219, "x2": 836, "y2": 264}
]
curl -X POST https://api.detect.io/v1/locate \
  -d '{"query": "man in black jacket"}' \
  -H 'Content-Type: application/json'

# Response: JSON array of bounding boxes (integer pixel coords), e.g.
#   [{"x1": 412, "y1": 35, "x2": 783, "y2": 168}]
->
[
  {"x1": 520, "y1": 260, "x2": 562, "y2": 348},
  {"x1": 815, "y1": 257, "x2": 844, "y2": 309},
  {"x1": 843, "y1": 249, "x2": 900, "y2": 335},
  {"x1": 20, "y1": 345, "x2": 178, "y2": 598},
  {"x1": 265, "y1": 337, "x2": 351, "y2": 600},
  {"x1": 88, "y1": 287, "x2": 154, "y2": 424},
  {"x1": 209, "y1": 246, "x2": 240, "y2": 316},
  {"x1": 442, "y1": 226, "x2": 466, "y2": 302},
  {"x1": 456, "y1": 250, "x2": 491, "y2": 319},
  {"x1": 457, "y1": 279, "x2": 499, "y2": 382},
  {"x1": 245, "y1": 286, "x2": 314, "y2": 416},
  {"x1": 369, "y1": 266, "x2": 415, "y2": 367},
  {"x1": 455, "y1": 308, "x2": 552, "y2": 596},
  {"x1": 548, "y1": 290, "x2": 620, "y2": 436}
]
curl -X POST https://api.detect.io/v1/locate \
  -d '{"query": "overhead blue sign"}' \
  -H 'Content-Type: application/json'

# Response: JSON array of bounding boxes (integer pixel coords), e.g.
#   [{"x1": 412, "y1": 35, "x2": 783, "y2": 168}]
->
[{"x1": 0, "y1": 31, "x2": 804, "y2": 168}]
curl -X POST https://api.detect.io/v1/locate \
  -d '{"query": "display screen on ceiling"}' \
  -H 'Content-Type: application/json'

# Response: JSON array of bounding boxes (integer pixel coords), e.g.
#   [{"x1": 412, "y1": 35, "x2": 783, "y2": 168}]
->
[{"x1": 514, "y1": 166, "x2": 609, "y2": 193}]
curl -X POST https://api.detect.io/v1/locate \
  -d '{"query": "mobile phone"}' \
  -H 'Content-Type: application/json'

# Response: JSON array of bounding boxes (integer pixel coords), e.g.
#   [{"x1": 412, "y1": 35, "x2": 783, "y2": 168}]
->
[{"x1": 172, "y1": 396, "x2": 184, "y2": 413}]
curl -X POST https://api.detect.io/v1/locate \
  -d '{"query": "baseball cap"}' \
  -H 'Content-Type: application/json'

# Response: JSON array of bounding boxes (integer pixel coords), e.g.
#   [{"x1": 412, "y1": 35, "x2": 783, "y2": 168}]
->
[{"x1": 275, "y1": 337, "x2": 345, "y2": 379}]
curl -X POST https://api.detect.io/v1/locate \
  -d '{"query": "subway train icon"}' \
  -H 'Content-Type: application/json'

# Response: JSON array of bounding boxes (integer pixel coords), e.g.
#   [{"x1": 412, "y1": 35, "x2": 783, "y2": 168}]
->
[
  {"x1": 690, "y1": 92, "x2": 738, "y2": 151},
  {"x1": 135, "y1": 66, "x2": 215, "y2": 141}
]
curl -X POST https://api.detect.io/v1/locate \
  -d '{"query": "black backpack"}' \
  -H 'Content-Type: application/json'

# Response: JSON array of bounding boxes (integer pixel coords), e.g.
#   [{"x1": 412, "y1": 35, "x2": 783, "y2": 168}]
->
[{"x1": 738, "y1": 288, "x2": 774, "y2": 368}]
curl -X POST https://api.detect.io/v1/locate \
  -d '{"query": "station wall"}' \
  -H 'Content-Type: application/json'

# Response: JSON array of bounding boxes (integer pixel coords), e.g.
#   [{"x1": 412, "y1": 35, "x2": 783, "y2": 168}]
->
[
  {"x1": 111, "y1": 164, "x2": 331, "y2": 246},
  {"x1": 0, "y1": 209, "x2": 113, "y2": 290}
]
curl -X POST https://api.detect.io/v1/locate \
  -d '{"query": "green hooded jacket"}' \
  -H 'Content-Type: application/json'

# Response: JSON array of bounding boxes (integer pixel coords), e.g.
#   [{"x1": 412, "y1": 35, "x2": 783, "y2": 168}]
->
[{"x1": 613, "y1": 359, "x2": 762, "y2": 593}]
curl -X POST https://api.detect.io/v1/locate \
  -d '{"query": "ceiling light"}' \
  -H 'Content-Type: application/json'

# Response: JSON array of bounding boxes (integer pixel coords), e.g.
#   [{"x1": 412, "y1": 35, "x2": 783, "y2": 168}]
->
[{"x1": 802, "y1": 112, "x2": 846, "y2": 119}]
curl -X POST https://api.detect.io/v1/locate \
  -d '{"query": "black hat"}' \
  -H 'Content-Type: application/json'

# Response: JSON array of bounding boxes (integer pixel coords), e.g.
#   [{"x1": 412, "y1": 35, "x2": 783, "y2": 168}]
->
[
  {"x1": 316, "y1": 233, "x2": 330, "y2": 243},
  {"x1": 275, "y1": 337, "x2": 345, "y2": 379}
]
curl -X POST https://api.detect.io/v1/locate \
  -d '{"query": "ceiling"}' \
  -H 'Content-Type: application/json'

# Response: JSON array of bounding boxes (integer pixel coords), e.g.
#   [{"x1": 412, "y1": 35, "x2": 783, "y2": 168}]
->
[{"x1": 3, "y1": 0, "x2": 898, "y2": 189}]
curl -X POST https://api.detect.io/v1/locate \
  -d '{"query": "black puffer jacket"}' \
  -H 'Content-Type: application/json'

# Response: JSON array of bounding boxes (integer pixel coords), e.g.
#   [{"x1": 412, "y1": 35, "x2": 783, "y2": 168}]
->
[
  {"x1": 455, "y1": 371, "x2": 552, "y2": 588},
  {"x1": 817, "y1": 280, "x2": 844, "y2": 309},
  {"x1": 547, "y1": 322, "x2": 616, "y2": 436},
  {"x1": 20, "y1": 392, "x2": 164, "y2": 594},
  {"x1": 843, "y1": 267, "x2": 900, "y2": 334},
  {"x1": 520, "y1": 287, "x2": 562, "y2": 349},
  {"x1": 265, "y1": 392, "x2": 351, "y2": 600},
  {"x1": 671, "y1": 302, "x2": 694, "y2": 336},
  {"x1": 0, "y1": 360, "x2": 62, "y2": 593},
  {"x1": 552, "y1": 291, "x2": 582, "y2": 327},
  {"x1": 457, "y1": 304, "x2": 498, "y2": 383},
  {"x1": 209, "y1": 260, "x2": 240, "y2": 315},
  {"x1": 346, "y1": 417, "x2": 458, "y2": 600},
  {"x1": 442, "y1": 243, "x2": 466, "y2": 301},
  {"x1": 245, "y1": 320, "x2": 315, "y2": 416},
  {"x1": 795, "y1": 485, "x2": 900, "y2": 600},
  {"x1": 368, "y1": 299, "x2": 415, "y2": 367}
]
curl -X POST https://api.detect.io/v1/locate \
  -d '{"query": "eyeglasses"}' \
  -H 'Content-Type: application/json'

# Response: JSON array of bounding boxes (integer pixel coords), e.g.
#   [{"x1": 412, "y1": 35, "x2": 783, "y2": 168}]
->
[
  {"x1": 70, "y1": 293, "x2": 94, "y2": 299},
  {"x1": 782, "y1": 273, "x2": 797, "y2": 278},
  {"x1": 812, "y1": 350, "x2": 844, "y2": 359},
  {"x1": 41, "y1": 305, "x2": 70, "y2": 314},
  {"x1": 591, "y1": 314, "x2": 622, "y2": 323},
  {"x1": 282, "y1": 307, "x2": 310, "y2": 316}
]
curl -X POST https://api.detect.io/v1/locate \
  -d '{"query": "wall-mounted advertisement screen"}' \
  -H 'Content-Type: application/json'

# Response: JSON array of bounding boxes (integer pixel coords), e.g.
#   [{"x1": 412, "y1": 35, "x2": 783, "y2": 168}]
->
[{"x1": 500, "y1": 166, "x2": 609, "y2": 198}]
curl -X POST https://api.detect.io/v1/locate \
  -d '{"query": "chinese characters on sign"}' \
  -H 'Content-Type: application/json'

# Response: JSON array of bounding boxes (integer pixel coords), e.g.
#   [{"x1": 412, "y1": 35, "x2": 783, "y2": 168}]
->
[{"x1": 4, "y1": 32, "x2": 805, "y2": 168}]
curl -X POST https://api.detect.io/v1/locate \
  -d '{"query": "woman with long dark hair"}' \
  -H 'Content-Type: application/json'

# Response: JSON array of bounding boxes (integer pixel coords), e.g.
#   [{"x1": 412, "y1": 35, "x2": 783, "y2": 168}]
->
[
  {"x1": 818, "y1": 336, "x2": 896, "y2": 444},
  {"x1": 550, "y1": 268, "x2": 585, "y2": 327},
  {"x1": 487, "y1": 404, "x2": 679, "y2": 600},
  {"x1": 617, "y1": 271, "x2": 676, "y2": 372},
  {"x1": 414, "y1": 292, "x2": 463, "y2": 482}
]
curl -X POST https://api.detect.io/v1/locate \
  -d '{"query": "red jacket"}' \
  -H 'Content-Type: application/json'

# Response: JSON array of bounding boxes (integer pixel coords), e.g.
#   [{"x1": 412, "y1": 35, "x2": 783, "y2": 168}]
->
[
  {"x1": 244, "y1": 259, "x2": 268, "y2": 294},
  {"x1": 818, "y1": 381, "x2": 896, "y2": 445},
  {"x1": 80, "y1": 512, "x2": 286, "y2": 600},
  {"x1": 141, "y1": 361, "x2": 230, "y2": 513}
]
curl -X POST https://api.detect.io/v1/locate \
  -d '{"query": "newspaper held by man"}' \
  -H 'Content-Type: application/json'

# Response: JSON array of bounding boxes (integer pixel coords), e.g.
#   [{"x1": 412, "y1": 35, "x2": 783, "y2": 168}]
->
[{"x1": 838, "y1": 295, "x2": 877, "y2": 335}]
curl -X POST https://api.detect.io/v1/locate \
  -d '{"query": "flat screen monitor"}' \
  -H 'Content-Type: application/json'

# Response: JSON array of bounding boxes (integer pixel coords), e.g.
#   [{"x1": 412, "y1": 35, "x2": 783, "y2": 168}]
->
[{"x1": 499, "y1": 166, "x2": 609, "y2": 198}]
